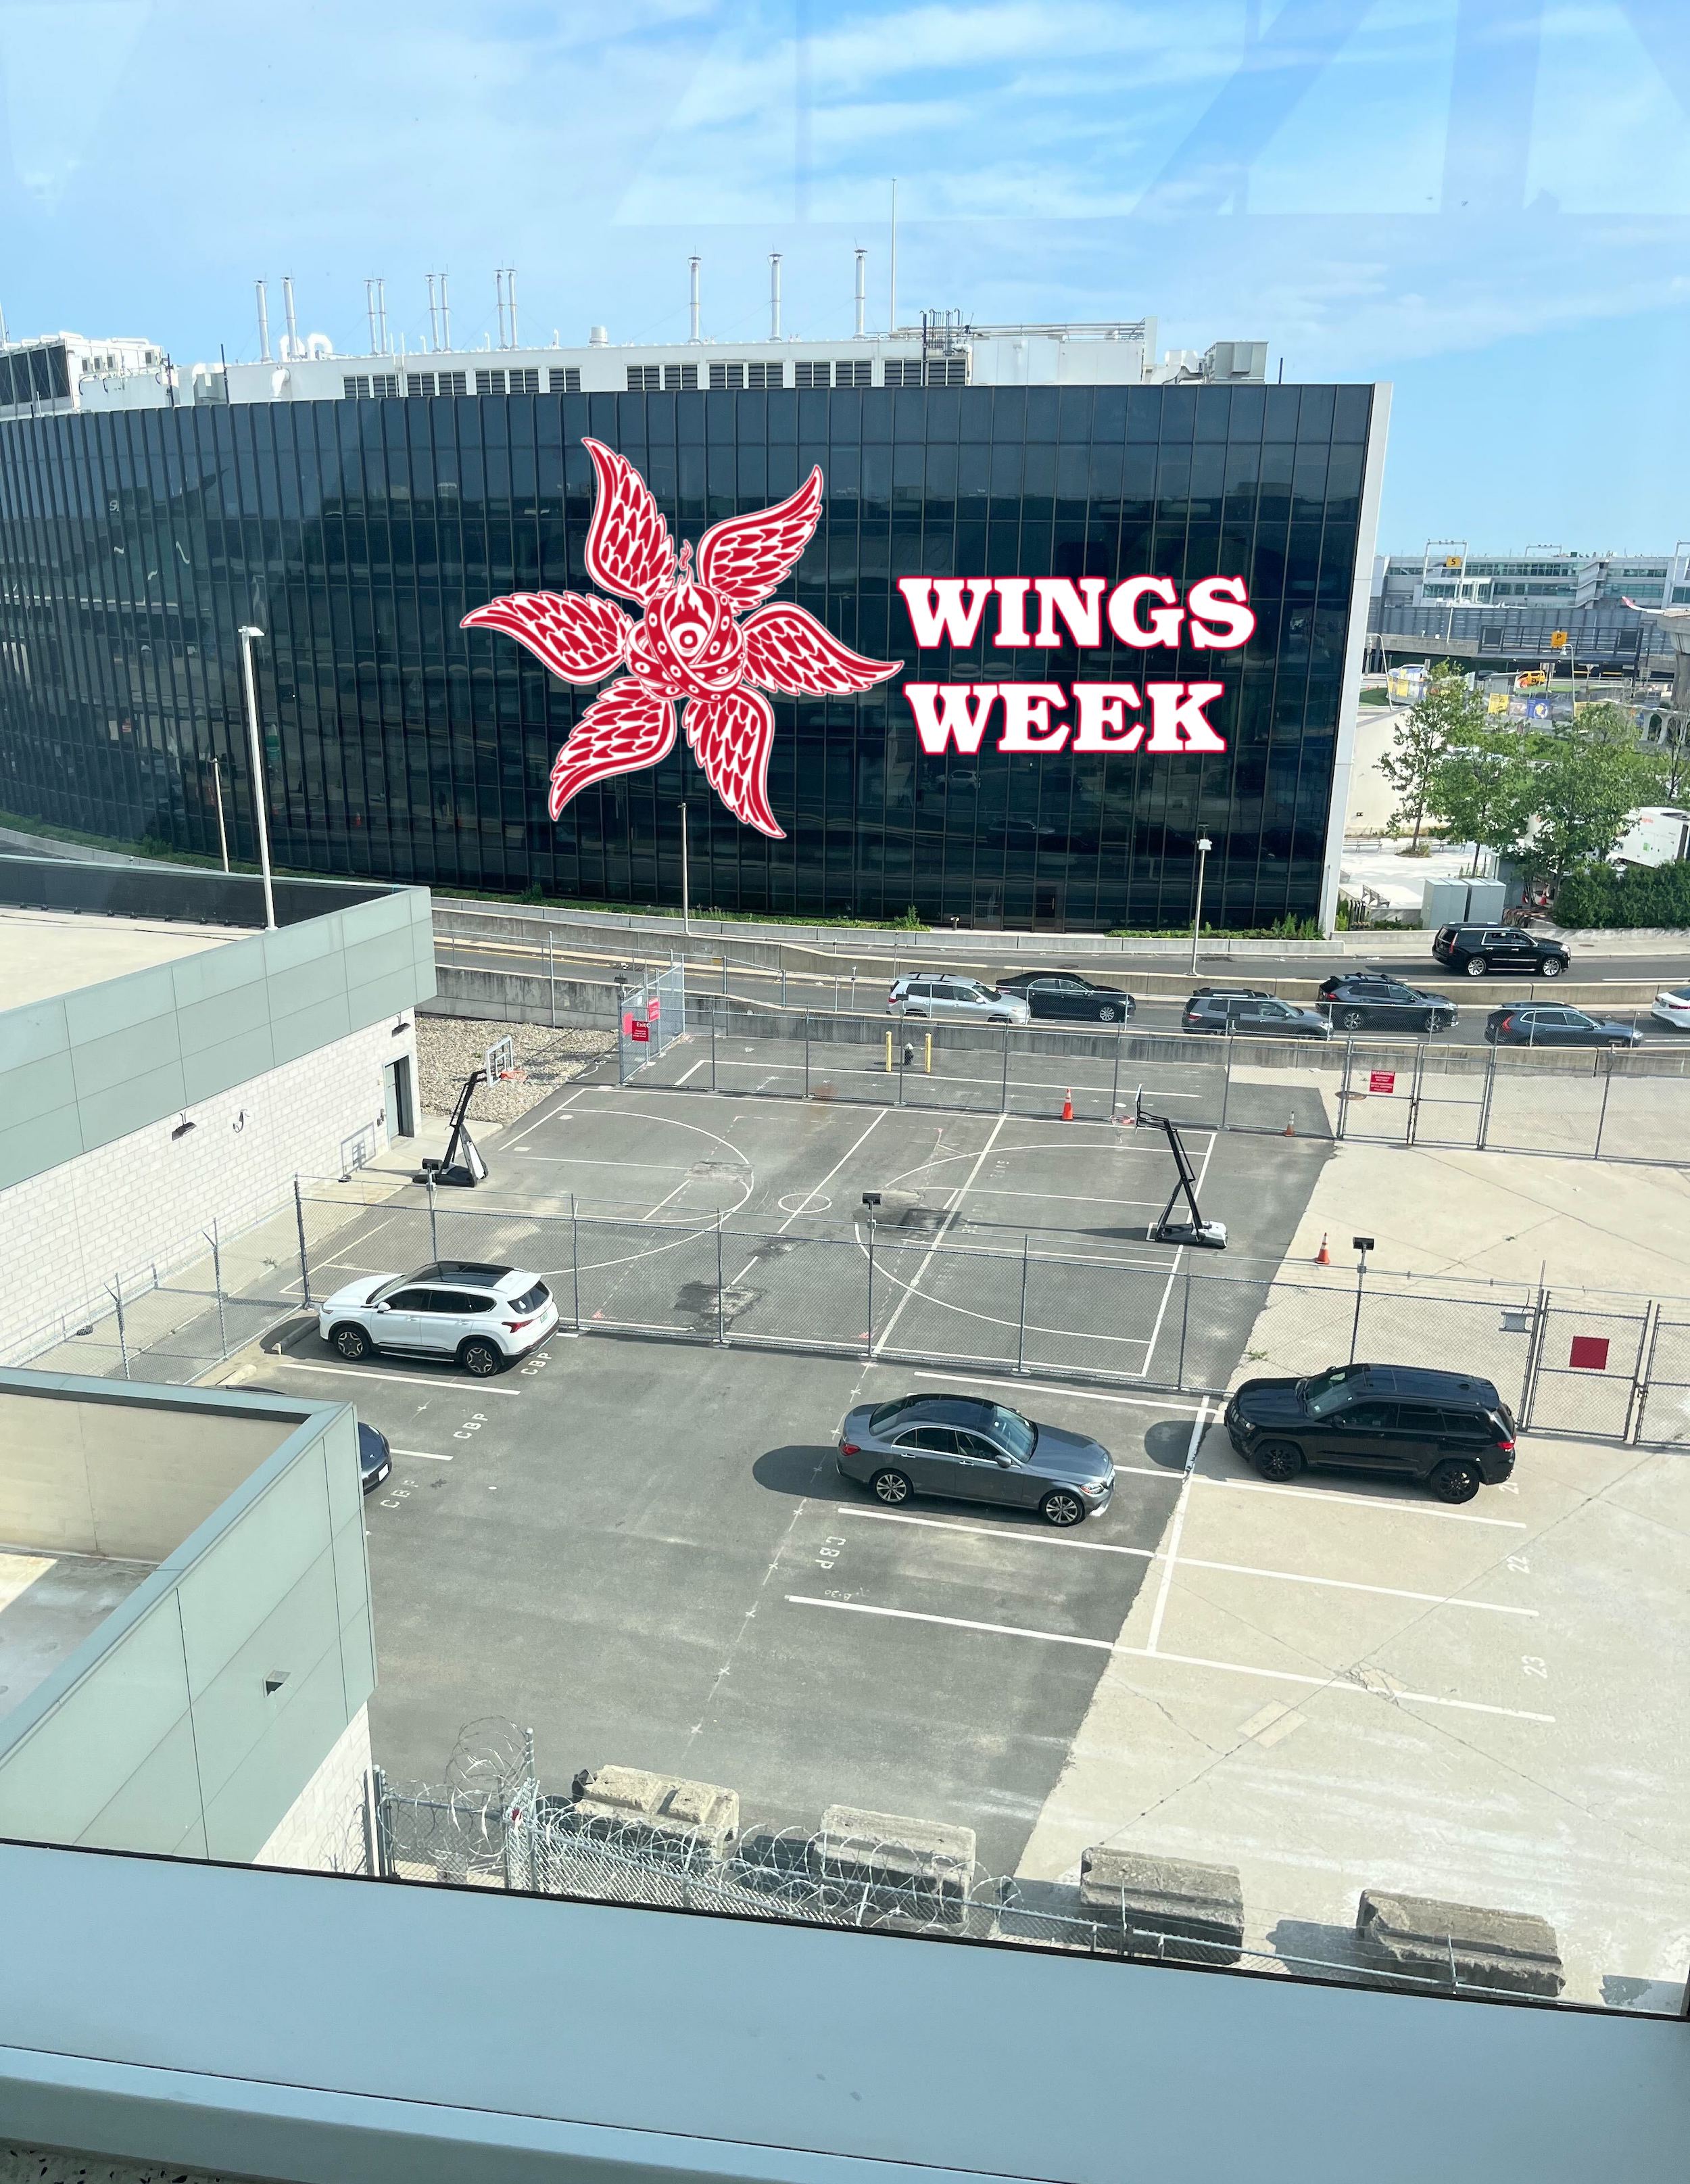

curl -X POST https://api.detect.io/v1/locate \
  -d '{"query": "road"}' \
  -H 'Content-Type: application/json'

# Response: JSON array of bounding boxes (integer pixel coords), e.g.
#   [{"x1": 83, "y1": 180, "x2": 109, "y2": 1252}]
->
[{"x1": 434, "y1": 929, "x2": 1690, "y2": 1051}]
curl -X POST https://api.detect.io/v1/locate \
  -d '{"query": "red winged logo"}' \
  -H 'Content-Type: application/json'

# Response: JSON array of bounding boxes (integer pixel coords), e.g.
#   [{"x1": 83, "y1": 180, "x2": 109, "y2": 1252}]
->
[{"x1": 461, "y1": 439, "x2": 902, "y2": 838}]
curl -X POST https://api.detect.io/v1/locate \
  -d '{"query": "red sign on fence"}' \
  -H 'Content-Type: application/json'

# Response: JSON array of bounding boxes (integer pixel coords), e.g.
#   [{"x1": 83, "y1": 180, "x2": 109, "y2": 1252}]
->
[
  {"x1": 629, "y1": 1020, "x2": 650, "y2": 1043},
  {"x1": 1568, "y1": 1335, "x2": 1610, "y2": 1371},
  {"x1": 646, "y1": 995, "x2": 661, "y2": 1022},
  {"x1": 1368, "y1": 1070, "x2": 1397, "y2": 1095}
]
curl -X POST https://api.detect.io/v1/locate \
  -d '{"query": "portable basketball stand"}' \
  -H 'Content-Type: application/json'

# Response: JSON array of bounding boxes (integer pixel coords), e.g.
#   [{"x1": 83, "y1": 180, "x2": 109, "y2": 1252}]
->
[
  {"x1": 1137, "y1": 1093, "x2": 1227, "y2": 1250},
  {"x1": 413, "y1": 1036, "x2": 512, "y2": 1189}
]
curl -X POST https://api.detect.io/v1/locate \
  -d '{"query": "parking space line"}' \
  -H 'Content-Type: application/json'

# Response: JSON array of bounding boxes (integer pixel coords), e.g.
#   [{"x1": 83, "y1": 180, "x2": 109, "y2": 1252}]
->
[
  {"x1": 1203, "y1": 1477, "x2": 1528, "y2": 1528},
  {"x1": 257, "y1": 1358, "x2": 523, "y2": 1394},
  {"x1": 1146, "y1": 1399, "x2": 1207, "y2": 1654},
  {"x1": 393, "y1": 1447, "x2": 454, "y2": 1461},
  {"x1": 784, "y1": 1596, "x2": 1555, "y2": 1723},
  {"x1": 316, "y1": 1212, "x2": 402, "y2": 1271},
  {"x1": 675, "y1": 1059, "x2": 706, "y2": 1085},
  {"x1": 965, "y1": 1188, "x2": 1160, "y2": 1207},
  {"x1": 836, "y1": 1509, "x2": 1536, "y2": 1615},
  {"x1": 902, "y1": 1367, "x2": 1205, "y2": 1415}
]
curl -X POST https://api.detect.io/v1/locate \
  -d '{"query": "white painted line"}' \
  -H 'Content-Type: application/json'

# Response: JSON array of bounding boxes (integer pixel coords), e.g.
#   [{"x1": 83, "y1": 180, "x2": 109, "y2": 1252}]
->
[
  {"x1": 965, "y1": 1188, "x2": 1160, "y2": 1207},
  {"x1": 1134, "y1": 1126, "x2": 1218, "y2": 1383},
  {"x1": 872, "y1": 1114, "x2": 1007, "y2": 1355},
  {"x1": 392, "y1": 1447, "x2": 454, "y2": 1462},
  {"x1": 317, "y1": 1212, "x2": 402, "y2": 1271},
  {"x1": 259, "y1": 1358, "x2": 521, "y2": 1394},
  {"x1": 836, "y1": 1509, "x2": 1537, "y2": 1615},
  {"x1": 783, "y1": 1596, "x2": 1554, "y2": 1724},
  {"x1": 1146, "y1": 1398, "x2": 1207, "y2": 1654},
  {"x1": 514, "y1": 1153, "x2": 692, "y2": 1169},
  {"x1": 641, "y1": 1174, "x2": 698, "y2": 1223},
  {"x1": 1203, "y1": 1476, "x2": 1528, "y2": 1529},
  {"x1": 902, "y1": 1368, "x2": 1205, "y2": 1415},
  {"x1": 674, "y1": 1058, "x2": 706, "y2": 1085},
  {"x1": 498, "y1": 1083, "x2": 594, "y2": 1154}
]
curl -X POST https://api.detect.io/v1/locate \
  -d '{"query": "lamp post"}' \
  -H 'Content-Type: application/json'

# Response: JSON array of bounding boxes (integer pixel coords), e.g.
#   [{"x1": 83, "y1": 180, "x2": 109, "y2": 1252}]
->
[
  {"x1": 1350, "y1": 1234, "x2": 1374, "y2": 1364},
  {"x1": 679, "y1": 799, "x2": 691, "y2": 937},
  {"x1": 1190, "y1": 835, "x2": 1213, "y2": 973},
  {"x1": 237, "y1": 624, "x2": 275, "y2": 930}
]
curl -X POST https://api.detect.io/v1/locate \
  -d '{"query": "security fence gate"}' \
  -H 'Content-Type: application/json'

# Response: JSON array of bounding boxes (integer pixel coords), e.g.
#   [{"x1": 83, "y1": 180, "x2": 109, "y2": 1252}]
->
[{"x1": 617, "y1": 963, "x2": 686, "y2": 1081}]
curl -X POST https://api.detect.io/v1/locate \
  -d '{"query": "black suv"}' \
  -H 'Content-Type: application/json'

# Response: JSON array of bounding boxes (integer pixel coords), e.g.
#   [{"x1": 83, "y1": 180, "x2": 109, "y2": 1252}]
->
[
  {"x1": 1318, "y1": 972, "x2": 1458, "y2": 1035},
  {"x1": 994, "y1": 970, "x2": 1136, "y2": 1023},
  {"x1": 1224, "y1": 1362, "x2": 1516, "y2": 1502},
  {"x1": 1432, "y1": 925, "x2": 1570, "y2": 979}
]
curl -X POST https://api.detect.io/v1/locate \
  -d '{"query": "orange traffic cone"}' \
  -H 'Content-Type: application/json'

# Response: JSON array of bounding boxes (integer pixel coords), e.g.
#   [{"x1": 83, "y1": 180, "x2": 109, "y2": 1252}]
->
[
  {"x1": 1061, "y1": 1088, "x2": 1074, "y2": 1122},
  {"x1": 1283, "y1": 1113, "x2": 1296, "y2": 1137},
  {"x1": 1316, "y1": 1233, "x2": 1331, "y2": 1266}
]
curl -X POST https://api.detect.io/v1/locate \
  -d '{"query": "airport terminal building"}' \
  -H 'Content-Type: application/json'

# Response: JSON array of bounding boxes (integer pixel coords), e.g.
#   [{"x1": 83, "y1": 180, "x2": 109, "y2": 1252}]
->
[{"x1": 0, "y1": 313, "x2": 1386, "y2": 931}]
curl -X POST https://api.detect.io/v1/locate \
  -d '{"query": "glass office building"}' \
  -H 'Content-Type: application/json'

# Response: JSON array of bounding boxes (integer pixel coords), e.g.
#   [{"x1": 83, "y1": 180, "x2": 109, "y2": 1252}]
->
[{"x1": 0, "y1": 367, "x2": 1382, "y2": 930}]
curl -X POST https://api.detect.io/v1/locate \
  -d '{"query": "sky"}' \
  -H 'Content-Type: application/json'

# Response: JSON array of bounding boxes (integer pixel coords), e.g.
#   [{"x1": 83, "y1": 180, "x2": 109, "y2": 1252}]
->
[{"x1": 1, "y1": 0, "x2": 1687, "y2": 550}]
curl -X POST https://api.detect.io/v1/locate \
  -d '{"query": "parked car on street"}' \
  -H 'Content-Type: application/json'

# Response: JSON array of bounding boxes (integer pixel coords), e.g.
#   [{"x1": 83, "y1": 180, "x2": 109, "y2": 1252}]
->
[
  {"x1": 1182, "y1": 991, "x2": 1332, "y2": 1039},
  {"x1": 1224, "y1": 1362, "x2": 1516, "y2": 1503},
  {"x1": 318, "y1": 1259, "x2": 558, "y2": 1375},
  {"x1": 1650, "y1": 984, "x2": 1690, "y2": 1030},
  {"x1": 1432, "y1": 924, "x2": 1571, "y2": 978},
  {"x1": 1317, "y1": 972, "x2": 1458, "y2": 1035},
  {"x1": 994, "y1": 970, "x2": 1136, "y2": 1024},
  {"x1": 357, "y1": 1421, "x2": 392, "y2": 1494},
  {"x1": 836, "y1": 1391, "x2": 1115, "y2": 1527},
  {"x1": 887, "y1": 976, "x2": 1030, "y2": 1025},
  {"x1": 1483, "y1": 1005, "x2": 1643, "y2": 1049}
]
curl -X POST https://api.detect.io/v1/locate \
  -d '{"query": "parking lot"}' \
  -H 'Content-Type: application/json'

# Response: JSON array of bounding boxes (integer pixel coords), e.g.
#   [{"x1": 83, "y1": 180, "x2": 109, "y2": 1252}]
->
[{"x1": 227, "y1": 1073, "x2": 1690, "y2": 2009}]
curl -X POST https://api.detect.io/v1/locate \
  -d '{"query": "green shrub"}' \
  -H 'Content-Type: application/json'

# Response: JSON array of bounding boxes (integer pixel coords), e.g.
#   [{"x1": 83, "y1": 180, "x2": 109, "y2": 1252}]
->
[{"x1": 1554, "y1": 860, "x2": 1690, "y2": 929}]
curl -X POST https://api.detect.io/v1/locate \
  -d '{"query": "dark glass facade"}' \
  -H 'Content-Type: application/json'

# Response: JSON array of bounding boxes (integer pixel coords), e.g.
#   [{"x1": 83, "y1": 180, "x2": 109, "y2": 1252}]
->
[{"x1": 0, "y1": 381, "x2": 1374, "y2": 928}]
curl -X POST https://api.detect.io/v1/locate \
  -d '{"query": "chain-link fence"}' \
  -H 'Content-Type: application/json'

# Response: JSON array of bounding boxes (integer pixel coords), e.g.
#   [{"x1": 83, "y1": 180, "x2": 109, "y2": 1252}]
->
[{"x1": 348, "y1": 1718, "x2": 1651, "y2": 2011}]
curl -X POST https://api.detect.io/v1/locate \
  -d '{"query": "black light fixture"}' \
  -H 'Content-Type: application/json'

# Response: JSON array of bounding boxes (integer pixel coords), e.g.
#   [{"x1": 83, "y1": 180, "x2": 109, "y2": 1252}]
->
[
  {"x1": 391, "y1": 1016, "x2": 410, "y2": 1036},
  {"x1": 170, "y1": 1113, "x2": 196, "y2": 1141}
]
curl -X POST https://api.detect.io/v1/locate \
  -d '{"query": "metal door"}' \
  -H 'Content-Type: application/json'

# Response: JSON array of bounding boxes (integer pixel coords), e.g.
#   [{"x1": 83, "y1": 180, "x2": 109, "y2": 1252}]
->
[{"x1": 1524, "y1": 1300, "x2": 1651, "y2": 1438}]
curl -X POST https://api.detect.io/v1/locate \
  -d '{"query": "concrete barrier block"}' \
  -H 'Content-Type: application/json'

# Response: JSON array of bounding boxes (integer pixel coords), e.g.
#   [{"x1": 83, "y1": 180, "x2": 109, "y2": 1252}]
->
[
  {"x1": 568, "y1": 1763, "x2": 738, "y2": 1859},
  {"x1": 813, "y1": 1805, "x2": 977, "y2": 1923},
  {"x1": 1356, "y1": 1889, "x2": 1565, "y2": 1999},
  {"x1": 1078, "y1": 1847, "x2": 1245, "y2": 1965}
]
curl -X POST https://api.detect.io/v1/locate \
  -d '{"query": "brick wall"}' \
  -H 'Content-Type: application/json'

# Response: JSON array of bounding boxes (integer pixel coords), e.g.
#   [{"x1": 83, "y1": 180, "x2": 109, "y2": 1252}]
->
[
  {"x1": 254, "y1": 1704, "x2": 372, "y2": 1875},
  {"x1": 0, "y1": 1019, "x2": 416, "y2": 1362}
]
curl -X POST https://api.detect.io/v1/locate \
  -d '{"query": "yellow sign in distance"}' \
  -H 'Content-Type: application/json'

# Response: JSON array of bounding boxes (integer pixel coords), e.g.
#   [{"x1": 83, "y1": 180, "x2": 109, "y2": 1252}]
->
[{"x1": 1549, "y1": 630, "x2": 1569, "y2": 649}]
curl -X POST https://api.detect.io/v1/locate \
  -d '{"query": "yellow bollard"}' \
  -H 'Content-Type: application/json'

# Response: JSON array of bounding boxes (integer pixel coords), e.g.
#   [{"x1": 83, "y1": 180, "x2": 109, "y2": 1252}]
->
[
  {"x1": 925, "y1": 1031, "x2": 932, "y2": 1075},
  {"x1": 886, "y1": 1028, "x2": 894, "y2": 1074}
]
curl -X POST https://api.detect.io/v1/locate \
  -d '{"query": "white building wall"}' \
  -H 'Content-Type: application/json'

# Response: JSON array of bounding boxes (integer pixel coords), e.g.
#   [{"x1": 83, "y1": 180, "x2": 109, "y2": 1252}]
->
[
  {"x1": 0, "y1": 1018, "x2": 416, "y2": 1363},
  {"x1": 254, "y1": 1704, "x2": 372, "y2": 1875}
]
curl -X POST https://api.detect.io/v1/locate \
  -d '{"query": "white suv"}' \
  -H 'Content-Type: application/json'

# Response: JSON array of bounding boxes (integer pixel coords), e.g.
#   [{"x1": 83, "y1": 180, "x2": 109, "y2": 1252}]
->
[
  {"x1": 318, "y1": 1260, "x2": 558, "y2": 1376},
  {"x1": 887, "y1": 975, "x2": 1030, "y2": 1025}
]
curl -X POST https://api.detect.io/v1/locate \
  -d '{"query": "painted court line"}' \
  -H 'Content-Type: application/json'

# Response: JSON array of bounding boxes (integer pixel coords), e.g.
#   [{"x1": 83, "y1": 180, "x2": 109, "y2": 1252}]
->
[
  {"x1": 784, "y1": 1596, "x2": 1554, "y2": 1724},
  {"x1": 674, "y1": 1058, "x2": 706, "y2": 1085},
  {"x1": 836, "y1": 1509, "x2": 1535, "y2": 1616},
  {"x1": 1146, "y1": 1398, "x2": 1207, "y2": 1654},
  {"x1": 871, "y1": 1113, "x2": 1007, "y2": 1355}
]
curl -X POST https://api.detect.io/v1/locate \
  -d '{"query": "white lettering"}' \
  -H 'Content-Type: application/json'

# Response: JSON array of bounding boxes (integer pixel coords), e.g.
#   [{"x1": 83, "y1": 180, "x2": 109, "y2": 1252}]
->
[
  {"x1": 1186, "y1": 575, "x2": 1256, "y2": 650},
  {"x1": 996, "y1": 683, "x2": 1070, "y2": 751},
  {"x1": 1107, "y1": 575, "x2": 1183, "y2": 649},
  {"x1": 1072, "y1": 683, "x2": 1144, "y2": 750},
  {"x1": 1145, "y1": 682, "x2": 1228, "y2": 751},
  {"x1": 904, "y1": 683, "x2": 1003, "y2": 753},
  {"x1": 896, "y1": 577, "x2": 994, "y2": 649},
  {"x1": 992, "y1": 577, "x2": 1033, "y2": 648},
  {"x1": 1032, "y1": 577, "x2": 1107, "y2": 648}
]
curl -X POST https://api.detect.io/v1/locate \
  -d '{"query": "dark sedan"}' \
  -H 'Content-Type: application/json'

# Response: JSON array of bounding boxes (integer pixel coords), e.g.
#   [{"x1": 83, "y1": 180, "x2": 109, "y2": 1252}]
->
[
  {"x1": 836, "y1": 1392, "x2": 1115, "y2": 1527},
  {"x1": 1318, "y1": 972, "x2": 1458, "y2": 1035},
  {"x1": 1483, "y1": 1005, "x2": 1643, "y2": 1049},
  {"x1": 994, "y1": 970, "x2": 1136, "y2": 1024},
  {"x1": 358, "y1": 1421, "x2": 392, "y2": 1493}
]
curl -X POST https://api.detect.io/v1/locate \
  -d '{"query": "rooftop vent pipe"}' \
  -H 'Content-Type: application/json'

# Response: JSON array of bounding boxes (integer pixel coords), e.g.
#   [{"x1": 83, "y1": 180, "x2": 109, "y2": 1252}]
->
[
  {"x1": 689, "y1": 256, "x2": 701, "y2": 343},
  {"x1": 769, "y1": 252, "x2": 782, "y2": 341},
  {"x1": 282, "y1": 275, "x2": 299, "y2": 360},
  {"x1": 255, "y1": 279, "x2": 270, "y2": 362},
  {"x1": 854, "y1": 250, "x2": 866, "y2": 339}
]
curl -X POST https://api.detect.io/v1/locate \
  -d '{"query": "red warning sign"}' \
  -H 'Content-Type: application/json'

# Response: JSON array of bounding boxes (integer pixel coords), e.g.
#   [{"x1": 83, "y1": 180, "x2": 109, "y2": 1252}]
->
[
  {"x1": 629, "y1": 1020, "x2": 650, "y2": 1043},
  {"x1": 1568, "y1": 1335, "x2": 1609, "y2": 1371},
  {"x1": 646, "y1": 995, "x2": 661, "y2": 1022},
  {"x1": 1368, "y1": 1070, "x2": 1397, "y2": 1094}
]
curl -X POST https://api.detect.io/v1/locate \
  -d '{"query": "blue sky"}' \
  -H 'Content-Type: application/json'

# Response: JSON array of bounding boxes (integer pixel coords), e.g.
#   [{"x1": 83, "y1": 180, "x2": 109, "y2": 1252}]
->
[{"x1": 2, "y1": 0, "x2": 1687, "y2": 548}]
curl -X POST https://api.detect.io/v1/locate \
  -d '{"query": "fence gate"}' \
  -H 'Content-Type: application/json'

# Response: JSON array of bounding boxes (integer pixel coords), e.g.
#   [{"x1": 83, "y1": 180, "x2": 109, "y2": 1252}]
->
[
  {"x1": 619, "y1": 963, "x2": 686, "y2": 1081},
  {"x1": 1336, "y1": 1043, "x2": 1413, "y2": 1145},
  {"x1": 1635, "y1": 1310, "x2": 1690, "y2": 1445},
  {"x1": 1524, "y1": 1298, "x2": 1653, "y2": 1439}
]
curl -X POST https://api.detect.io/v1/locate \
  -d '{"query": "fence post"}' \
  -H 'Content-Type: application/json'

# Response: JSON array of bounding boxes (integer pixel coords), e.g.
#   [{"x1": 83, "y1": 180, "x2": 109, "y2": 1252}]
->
[
  {"x1": 1176, "y1": 1265, "x2": 1192, "y2": 1392},
  {"x1": 1015, "y1": 1236, "x2": 1030, "y2": 1375},
  {"x1": 850, "y1": 962, "x2": 857, "y2": 1013},
  {"x1": 361, "y1": 1768, "x2": 385, "y2": 1879},
  {"x1": 1625, "y1": 1300, "x2": 1658, "y2": 1444},
  {"x1": 370, "y1": 1764, "x2": 390, "y2": 1880},
  {"x1": 1521, "y1": 1285, "x2": 1549, "y2": 1429},
  {"x1": 427, "y1": 1171, "x2": 440, "y2": 1260},
  {"x1": 547, "y1": 927, "x2": 556, "y2": 1028},
  {"x1": 804, "y1": 1014, "x2": 811, "y2": 1099},
  {"x1": 1477, "y1": 1043, "x2": 1497, "y2": 1149},
  {"x1": 1336, "y1": 1039, "x2": 1352, "y2": 1141},
  {"x1": 716, "y1": 1214, "x2": 727, "y2": 1346},
  {"x1": 1000, "y1": 1024, "x2": 1011, "y2": 1113},
  {"x1": 208, "y1": 1218, "x2": 228, "y2": 1359},
  {"x1": 1109, "y1": 1029, "x2": 1121, "y2": 1120},
  {"x1": 866, "y1": 1223, "x2": 876, "y2": 1355},
  {"x1": 1219, "y1": 1033, "x2": 1233, "y2": 1132},
  {"x1": 110, "y1": 1274, "x2": 130, "y2": 1379},
  {"x1": 780, "y1": 964, "x2": 788, "y2": 1008},
  {"x1": 1593, "y1": 1061, "x2": 1614, "y2": 1160},
  {"x1": 710, "y1": 1023, "x2": 719, "y2": 1092},
  {"x1": 293, "y1": 1176, "x2": 312, "y2": 1306}
]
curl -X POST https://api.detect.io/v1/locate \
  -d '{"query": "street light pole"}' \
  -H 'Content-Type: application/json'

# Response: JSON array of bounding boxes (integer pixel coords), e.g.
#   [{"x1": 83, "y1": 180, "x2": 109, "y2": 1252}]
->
[
  {"x1": 1190, "y1": 835, "x2": 1213, "y2": 974},
  {"x1": 211, "y1": 754, "x2": 230, "y2": 873},
  {"x1": 237, "y1": 624, "x2": 275, "y2": 930},
  {"x1": 680, "y1": 799, "x2": 690, "y2": 937}
]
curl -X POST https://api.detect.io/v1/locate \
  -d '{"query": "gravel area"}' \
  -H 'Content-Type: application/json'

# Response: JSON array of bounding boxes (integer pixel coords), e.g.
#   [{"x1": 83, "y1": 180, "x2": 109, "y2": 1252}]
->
[{"x1": 415, "y1": 1013, "x2": 612, "y2": 1123}]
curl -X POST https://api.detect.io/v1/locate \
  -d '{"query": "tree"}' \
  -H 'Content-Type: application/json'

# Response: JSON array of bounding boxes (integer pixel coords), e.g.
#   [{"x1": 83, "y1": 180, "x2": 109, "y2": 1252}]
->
[
  {"x1": 1380, "y1": 667, "x2": 1487, "y2": 848},
  {"x1": 1523, "y1": 731, "x2": 1664, "y2": 884},
  {"x1": 1426, "y1": 728, "x2": 1536, "y2": 872}
]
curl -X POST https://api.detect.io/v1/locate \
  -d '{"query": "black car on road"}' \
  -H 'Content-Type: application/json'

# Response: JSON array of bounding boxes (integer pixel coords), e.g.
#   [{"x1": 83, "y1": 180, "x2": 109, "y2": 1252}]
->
[
  {"x1": 994, "y1": 970, "x2": 1136, "y2": 1024},
  {"x1": 836, "y1": 1391, "x2": 1115, "y2": 1527},
  {"x1": 1484, "y1": 1005, "x2": 1644, "y2": 1049},
  {"x1": 1432, "y1": 924, "x2": 1571, "y2": 979},
  {"x1": 1224, "y1": 1362, "x2": 1516, "y2": 1502},
  {"x1": 1317, "y1": 972, "x2": 1458, "y2": 1035},
  {"x1": 1183, "y1": 991, "x2": 1331, "y2": 1039}
]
